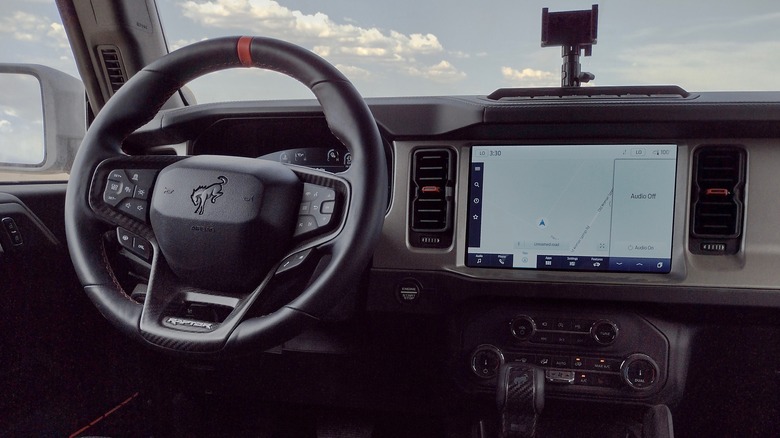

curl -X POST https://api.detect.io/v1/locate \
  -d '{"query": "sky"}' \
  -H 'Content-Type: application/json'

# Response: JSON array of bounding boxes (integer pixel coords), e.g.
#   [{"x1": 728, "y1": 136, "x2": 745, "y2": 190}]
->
[
  {"x1": 1, "y1": 0, "x2": 780, "y2": 163},
  {"x1": 2, "y1": 0, "x2": 780, "y2": 99}
]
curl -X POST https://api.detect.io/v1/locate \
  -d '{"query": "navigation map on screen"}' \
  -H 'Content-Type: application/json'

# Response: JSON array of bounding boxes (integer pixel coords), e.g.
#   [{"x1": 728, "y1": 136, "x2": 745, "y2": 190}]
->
[{"x1": 466, "y1": 144, "x2": 677, "y2": 273}]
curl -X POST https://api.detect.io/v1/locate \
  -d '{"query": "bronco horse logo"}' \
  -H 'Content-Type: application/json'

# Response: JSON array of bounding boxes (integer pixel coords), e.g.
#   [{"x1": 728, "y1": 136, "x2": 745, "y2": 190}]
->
[{"x1": 191, "y1": 176, "x2": 228, "y2": 215}]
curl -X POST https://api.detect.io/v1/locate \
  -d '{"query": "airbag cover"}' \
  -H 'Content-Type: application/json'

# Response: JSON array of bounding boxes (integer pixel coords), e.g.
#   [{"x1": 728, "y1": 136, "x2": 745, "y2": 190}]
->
[{"x1": 150, "y1": 155, "x2": 301, "y2": 291}]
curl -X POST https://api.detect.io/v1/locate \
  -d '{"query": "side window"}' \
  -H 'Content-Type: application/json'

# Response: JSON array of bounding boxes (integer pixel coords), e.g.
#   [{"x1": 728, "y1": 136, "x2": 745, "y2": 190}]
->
[
  {"x1": 0, "y1": 73, "x2": 46, "y2": 179},
  {"x1": 0, "y1": 66, "x2": 85, "y2": 183},
  {"x1": 0, "y1": 1, "x2": 83, "y2": 183}
]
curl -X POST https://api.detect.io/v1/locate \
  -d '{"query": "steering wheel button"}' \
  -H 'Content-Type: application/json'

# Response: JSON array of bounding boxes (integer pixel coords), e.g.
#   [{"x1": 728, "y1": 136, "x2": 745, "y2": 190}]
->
[
  {"x1": 119, "y1": 199, "x2": 149, "y2": 222},
  {"x1": 299, "y1": 202, "x2": 311, "y2": 214},
  {"x1": 116, "y1": 228, "x2": 135, "y2": 250},
  {"x1": 133, "y1": 185, "x2": 150, "y2": 200},
  {"x1": 107, "y1": 181, "x2": 123, "y2": 194},
  {"x1": 108, "y1": 169, "x2": 128, "y2": 182},
  {"x1": 302, "y1": 184, "x2": 320, "y2": 201},
  {"x1": 321, "y1": 200, "x2": 335, "y2": 214},
  {"x1": 103, "y1": 191, "x2": 122, "y2": 206},
  {"x1": 294, "y1": 215, "x2": 318, "y2": 236},
  {"x1": 126, "y1": 169, "x2": 156, "y2": 186},
  {"x1": 276, "y1": 249, "x2": 312, "y2": 274},
  {"x1": 132, "y1": 238, "x2": 152, "y2": 261}
]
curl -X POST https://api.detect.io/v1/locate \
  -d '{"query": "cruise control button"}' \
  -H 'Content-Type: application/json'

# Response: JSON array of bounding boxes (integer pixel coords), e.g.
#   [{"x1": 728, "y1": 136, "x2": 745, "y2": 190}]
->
[
  {"x1": 103, "y1": 190, "x2": 123, "y2": 207},
  {"x1": 108, "y1": 169, "x2": 128, "y2": 182},
  {"x1": 116, "y1": 228, "x2": 134, "y2": 250},
  {"x1": 117, "y1": 228, "x2": 152, "y2": 261},
  {"x1": 106, "y1": 180, "x2": 123, "y2": 195}
]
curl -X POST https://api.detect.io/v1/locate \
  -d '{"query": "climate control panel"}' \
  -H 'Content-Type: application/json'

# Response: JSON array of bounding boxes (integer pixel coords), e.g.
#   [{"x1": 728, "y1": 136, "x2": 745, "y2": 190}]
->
[
  {"x1": 458, "y1": 305, "x2": 669, "y2": 401},
  {"x1": 470, "y1": 345, "x2": 660, "y2": 391},
  {"x1": 509, "y1": 314, "x2": 619, "y2": 346}
]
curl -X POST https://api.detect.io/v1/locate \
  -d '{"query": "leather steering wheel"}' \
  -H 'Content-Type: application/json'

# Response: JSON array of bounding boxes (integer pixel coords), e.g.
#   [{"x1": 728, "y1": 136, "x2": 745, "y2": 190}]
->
[{"x1": 64, "y1": 37, "x2": 387, "y2": 354}]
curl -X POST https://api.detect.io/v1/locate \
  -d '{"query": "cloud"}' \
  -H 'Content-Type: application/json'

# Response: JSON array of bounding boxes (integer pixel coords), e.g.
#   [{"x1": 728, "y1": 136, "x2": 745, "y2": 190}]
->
[
  {"x1": 407, "y1": 61, "x2": 466, "y2": 83},
  {"x1": 611, "y1": 41, "x2": 780, "y2": 91},
  {"x1": 180, "y1": 0, "x2": 443, "y2": 60},
  {"x1": 501, "y1": 67, "x2": 558, "y2": 86},
  {"x1": 0, "y1": 9, "x2": 75, "y2": 73},
  {"x1": 178, "y1": 0, "x2": 464, "y2": 81},
  {"x1": 0, "y1": 10, "x2": 69, "y2": 50},
  {"x1": 335, "y1": 64, "x2": 371, "y2": 80},
  {"x1": 0, "y1": 119, "x2": 12, "y2": 133}
]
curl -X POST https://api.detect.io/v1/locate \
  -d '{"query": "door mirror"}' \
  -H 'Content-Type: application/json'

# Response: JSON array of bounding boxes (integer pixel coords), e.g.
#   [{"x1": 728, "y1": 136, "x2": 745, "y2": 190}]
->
[{"x1": 0, "y1": 64, "x2": 85, "y2": 175}]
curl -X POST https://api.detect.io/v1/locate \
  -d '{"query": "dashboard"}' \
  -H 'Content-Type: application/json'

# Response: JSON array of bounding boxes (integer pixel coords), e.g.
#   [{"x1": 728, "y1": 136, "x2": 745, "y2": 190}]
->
[{"x1": 125, "y1": 89, "x2": 780, "y2": 425}]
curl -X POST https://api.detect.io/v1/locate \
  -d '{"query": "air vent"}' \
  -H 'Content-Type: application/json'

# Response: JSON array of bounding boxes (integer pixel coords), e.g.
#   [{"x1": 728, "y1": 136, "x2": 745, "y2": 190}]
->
[
  {"x1": 690, "y1": 146, "x2": 746, "y2": 254},
  {"x1": 409, "y1": 148, "x2": 455, "y2": 248},
  {"x1": 98, "y1": 45, "x2": 127, "y2": 95}
]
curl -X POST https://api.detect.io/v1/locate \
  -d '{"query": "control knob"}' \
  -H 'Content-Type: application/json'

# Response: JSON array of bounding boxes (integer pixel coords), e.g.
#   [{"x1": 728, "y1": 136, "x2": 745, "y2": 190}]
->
[
  {"x1": 510, "y1": 315, "x2": 536, "y2": 341},
  {"x1": 590, "y1": 319, "x2": 619, "y2": 345},
  {"x1": 621, "y1": 353, "x2": 659, "y2": 390},
  {"x1": 471, "y1": 345, "x2": 505, "y2": 379}
]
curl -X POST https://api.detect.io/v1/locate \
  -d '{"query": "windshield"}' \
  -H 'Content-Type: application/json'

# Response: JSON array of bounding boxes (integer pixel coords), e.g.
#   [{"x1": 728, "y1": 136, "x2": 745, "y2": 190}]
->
[
  {"x1": 2, "y1": 0, "x2": 779, "y2": 101},
  {"x1": 154, "y1": 0, "x2": 780, "y2": 101}
]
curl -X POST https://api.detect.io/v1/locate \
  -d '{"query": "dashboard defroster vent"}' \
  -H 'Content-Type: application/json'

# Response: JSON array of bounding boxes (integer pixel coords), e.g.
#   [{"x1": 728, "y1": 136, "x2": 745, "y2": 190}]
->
[
  {"x1": 98, "y1": 45, "x2": 127, "y2": 96},
  {"x1": 689, "y1": 145, "x2": 746, "y2": 254},
  {"x1": 409, "y1": 148, "x2": 455, "y2": 248}
]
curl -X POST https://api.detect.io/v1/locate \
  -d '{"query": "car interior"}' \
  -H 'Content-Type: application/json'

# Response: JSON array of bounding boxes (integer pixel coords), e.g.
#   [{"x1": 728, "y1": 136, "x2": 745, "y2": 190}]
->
[{"x1": 1, "y1": 1, "x2": 779, "y2": 437}]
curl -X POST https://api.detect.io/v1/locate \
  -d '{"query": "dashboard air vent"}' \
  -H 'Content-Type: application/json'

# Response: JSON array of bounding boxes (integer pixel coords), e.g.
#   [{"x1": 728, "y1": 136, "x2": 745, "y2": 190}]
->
[
  {"x1": 409, "y1": 148, "x2": 455, "y2": 248},
  {"x1": 689, "y1": 145, "x2": 746, "y2": 254},
  {"x1": 98, "y1": 45, "x2": 127, "y2": 96}
]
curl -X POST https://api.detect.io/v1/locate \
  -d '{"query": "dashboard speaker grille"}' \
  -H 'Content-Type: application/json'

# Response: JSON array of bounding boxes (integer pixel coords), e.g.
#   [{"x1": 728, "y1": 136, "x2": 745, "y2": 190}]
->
[
  {"x1": 409, "y1": 148, "x2": 455, "y2": 247},
  {"x1": 690, "y1": 145, "x2": 746, "y2": 254}
]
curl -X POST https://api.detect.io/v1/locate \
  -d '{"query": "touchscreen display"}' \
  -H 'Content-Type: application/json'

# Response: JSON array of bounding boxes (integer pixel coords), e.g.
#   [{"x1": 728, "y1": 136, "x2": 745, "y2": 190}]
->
[{"x1": 466, "y1": 144, "x2": 677, "y2": 273}]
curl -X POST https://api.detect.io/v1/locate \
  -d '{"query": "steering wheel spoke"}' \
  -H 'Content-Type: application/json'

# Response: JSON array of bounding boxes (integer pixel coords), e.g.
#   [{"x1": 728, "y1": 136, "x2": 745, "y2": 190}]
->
[
  {"x1": 89, "y1": 156, "x2": 182, "y2": 232},
  {"x1": 287, "y1": 166, "x2": 351, "y2": 247}
]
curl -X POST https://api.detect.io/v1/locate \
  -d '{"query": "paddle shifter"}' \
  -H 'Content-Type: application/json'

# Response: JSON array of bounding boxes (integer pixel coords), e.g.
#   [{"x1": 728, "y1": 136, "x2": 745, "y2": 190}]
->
[{"x1": 496, "y1": 363, "x2": 545, "y2": 438}]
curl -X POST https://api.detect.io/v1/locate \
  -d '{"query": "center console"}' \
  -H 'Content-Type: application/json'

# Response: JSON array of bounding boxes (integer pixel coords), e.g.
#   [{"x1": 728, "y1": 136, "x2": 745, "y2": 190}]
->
[
  {"x1": 451, "y1": 302, "x2": 686, "y2": 437},
  {"x1": 461, "y1": 305, "x2": 673, "y2": 402}
]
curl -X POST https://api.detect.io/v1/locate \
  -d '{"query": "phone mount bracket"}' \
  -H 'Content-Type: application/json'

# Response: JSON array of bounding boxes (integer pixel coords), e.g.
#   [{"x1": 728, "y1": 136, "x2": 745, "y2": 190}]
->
[{"x1": 542, "y1": 5, "x2": 599, "y2": 87}]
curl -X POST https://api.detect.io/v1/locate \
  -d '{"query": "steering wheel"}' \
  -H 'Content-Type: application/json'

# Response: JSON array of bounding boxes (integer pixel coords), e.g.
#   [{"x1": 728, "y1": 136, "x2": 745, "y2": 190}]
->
[{"x1": 64, "y1": 37, "x2": 387, "y2": 354}]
